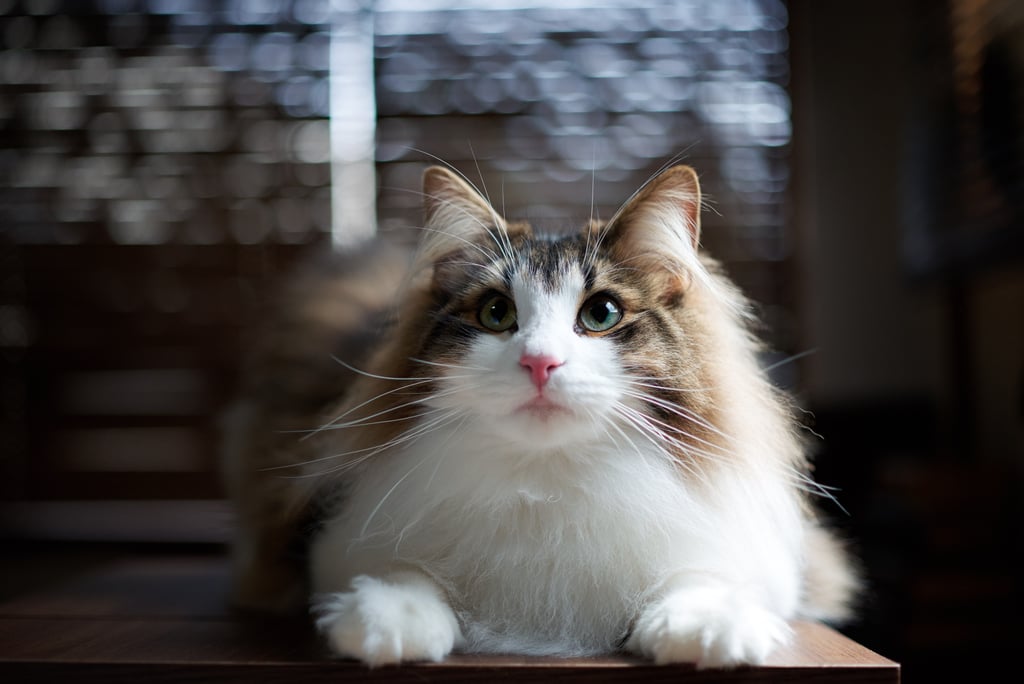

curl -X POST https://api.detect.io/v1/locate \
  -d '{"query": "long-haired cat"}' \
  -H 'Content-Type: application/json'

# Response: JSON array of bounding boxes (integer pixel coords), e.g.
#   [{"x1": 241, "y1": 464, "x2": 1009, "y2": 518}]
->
[{"x1": 221, "y1": 164, "x2": 859, "y2": 668}]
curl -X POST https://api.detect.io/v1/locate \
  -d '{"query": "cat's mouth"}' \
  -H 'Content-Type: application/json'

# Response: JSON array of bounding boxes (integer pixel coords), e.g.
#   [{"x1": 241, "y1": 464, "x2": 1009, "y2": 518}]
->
[{"x1": 516, "y1": 395, "x2": 571, "y2": 421}]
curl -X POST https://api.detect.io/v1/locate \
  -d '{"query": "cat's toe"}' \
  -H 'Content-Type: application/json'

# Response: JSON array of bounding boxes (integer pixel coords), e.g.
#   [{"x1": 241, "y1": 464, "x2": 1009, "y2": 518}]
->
[
  {"x1": 314, "y1": 574, "x2": 462, "y2": 666},
  {"x1": 695, "y1": 604, "x2": 791, "y2": 668},
  {"x1": 627, "y1": 586, "x2": 792, "y2": 669}
]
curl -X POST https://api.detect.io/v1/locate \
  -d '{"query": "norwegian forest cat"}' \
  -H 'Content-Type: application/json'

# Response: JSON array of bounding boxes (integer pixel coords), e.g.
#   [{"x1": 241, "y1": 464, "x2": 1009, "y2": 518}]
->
[{"x1": 221, "y1": 164, "x2": 859, "y2": 668}]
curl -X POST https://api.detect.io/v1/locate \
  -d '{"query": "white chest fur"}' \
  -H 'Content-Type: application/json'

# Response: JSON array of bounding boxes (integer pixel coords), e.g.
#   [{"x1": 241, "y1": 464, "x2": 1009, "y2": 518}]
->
[{"x1": 310, "y1": 420, "x2": 805, "y2": 656}]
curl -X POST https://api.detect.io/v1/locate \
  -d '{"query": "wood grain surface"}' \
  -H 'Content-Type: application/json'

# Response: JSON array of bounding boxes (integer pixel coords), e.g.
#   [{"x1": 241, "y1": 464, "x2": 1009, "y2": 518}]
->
[{"x1": 0, "y1": 553, "x2": 899, "y2": 683}]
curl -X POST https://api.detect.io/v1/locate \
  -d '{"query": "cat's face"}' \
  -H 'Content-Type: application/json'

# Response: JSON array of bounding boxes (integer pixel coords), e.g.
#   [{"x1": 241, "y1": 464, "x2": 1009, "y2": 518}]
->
[
  {"x1": 393, "y1": 165, "x2": 717, "y2": 454},
  {"x1": 422, "y1": 235, "x2": 646, "y2": 448}
]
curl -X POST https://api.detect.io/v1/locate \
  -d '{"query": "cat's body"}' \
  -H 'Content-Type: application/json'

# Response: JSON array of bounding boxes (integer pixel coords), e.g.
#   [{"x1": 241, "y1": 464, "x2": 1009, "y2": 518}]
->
[{"x1": 222, "y1": 165, "x2": 859, "y2": 668}]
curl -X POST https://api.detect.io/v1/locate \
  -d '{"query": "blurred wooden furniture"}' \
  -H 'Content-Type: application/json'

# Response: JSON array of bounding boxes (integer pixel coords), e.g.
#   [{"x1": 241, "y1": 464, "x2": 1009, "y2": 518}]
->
[{"x1": 0, "y1": 551, "x2": 898, "y2": 683}]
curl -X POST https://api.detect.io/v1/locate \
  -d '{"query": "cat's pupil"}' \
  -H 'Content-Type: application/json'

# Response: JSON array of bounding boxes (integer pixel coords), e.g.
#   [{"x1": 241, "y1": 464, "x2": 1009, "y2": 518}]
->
[
  {"x1": 489, "y1": 300, "x2": 508, "y2": 322},
  {"x1": 590, "y1": 302, "x2": 611, "y2": 323}
]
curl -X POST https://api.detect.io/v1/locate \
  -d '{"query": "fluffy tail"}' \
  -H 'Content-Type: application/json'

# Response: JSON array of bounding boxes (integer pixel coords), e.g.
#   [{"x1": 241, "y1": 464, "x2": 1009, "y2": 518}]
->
[{"x1": 219, "y1": 240, "x2": 412, "y2": 612}]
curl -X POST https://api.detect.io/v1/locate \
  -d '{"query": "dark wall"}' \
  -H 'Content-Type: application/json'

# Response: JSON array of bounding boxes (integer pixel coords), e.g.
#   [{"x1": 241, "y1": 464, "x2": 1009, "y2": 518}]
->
[{"x1": 790, "y1": 2, "x2": 1024, "y2": 680}]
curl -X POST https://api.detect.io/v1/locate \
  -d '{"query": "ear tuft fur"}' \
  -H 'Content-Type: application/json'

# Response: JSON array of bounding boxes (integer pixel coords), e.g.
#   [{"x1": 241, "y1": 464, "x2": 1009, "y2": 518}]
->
[
  {"x1": 600, "y1": 165, "x2": 703, "y2": 304},
  {"x1": 416, "y1": 167, "x2": 508, "y2": 275}
]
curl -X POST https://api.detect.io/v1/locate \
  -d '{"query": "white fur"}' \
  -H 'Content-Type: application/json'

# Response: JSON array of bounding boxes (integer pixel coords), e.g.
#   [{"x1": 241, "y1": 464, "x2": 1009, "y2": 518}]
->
[
  {"x1": 312, "y1": 269, "x2": 806, "y2": 667},
  {"x1": 315, "y1": 571, "x2": 463, "y2": 666},
  {"x1": 626, "y1": 581, "x2": 793, "y2": 667}
]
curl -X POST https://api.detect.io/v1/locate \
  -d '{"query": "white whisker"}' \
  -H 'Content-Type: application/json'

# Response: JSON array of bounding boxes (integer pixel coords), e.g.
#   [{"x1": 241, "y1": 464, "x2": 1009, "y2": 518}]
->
[
  {"x1": 313, "y1": 381, "x2": 484, "y2": 434},
  {"x1": 607, "y1": 403, "x2": 712, "y2": 486},
  {"x1": 282, "y1": 408, "x2": 464, "y2": 480},
  {"x1": 302, "y1": 376, "x2": 435, "y2": 440},
  {"x1": 620, "y1": 373, "x2": 714, "y2": 394},
  {"x1": 616, "y1": 395, "x2": 734, "y2": 456},
  {"x1": 615, "y1": 395, "x2": 843, "y2": 507},
  {"x1": 359, "y1": 409, "x2": 465, "y2": 537},
  {"x1": 409, "y1": 357, "x2": 492, "y2": 372},
  {"x1": 761, "y1": 349, "x2": 817, "y2": 373}
]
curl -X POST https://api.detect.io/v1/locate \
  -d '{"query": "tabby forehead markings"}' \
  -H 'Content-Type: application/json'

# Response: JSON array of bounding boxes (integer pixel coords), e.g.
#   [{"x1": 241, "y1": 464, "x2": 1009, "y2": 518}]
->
[
  {"x1": 583, "y1": 262, "x2": 598, "y2": 293},
  {"x1": 508, "y1": 237, "x2": 589, "y2": 293}
]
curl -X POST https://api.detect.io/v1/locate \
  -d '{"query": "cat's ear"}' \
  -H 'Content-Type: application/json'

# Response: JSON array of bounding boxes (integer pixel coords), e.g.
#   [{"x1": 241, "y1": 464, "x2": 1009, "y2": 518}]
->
[
  {"x1": 601, "y1": 165, "x2": 702, "y2": 304},
  {"x1": 420, "y1": 166, "x2": 505, "y2": 261}
]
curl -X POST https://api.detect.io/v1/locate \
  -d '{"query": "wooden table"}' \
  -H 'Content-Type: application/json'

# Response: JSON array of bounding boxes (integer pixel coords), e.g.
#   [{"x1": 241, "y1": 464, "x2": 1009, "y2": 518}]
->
[{"x1": 0, "y1": 552, "x2": 899, "y2": 682}]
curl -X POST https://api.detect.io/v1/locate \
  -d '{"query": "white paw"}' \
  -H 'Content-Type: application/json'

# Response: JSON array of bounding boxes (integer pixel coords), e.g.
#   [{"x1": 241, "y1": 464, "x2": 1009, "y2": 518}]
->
[
  {"x1": 626, "y1": 585, "x2": 792, "y2": 668},
  {"x1": 314, "y1": 573, "x2": 464, "y2": 666}
]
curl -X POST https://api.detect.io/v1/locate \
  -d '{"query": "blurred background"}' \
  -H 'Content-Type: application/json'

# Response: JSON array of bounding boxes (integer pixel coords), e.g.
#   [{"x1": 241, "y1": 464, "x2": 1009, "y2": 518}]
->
[{"x1": 0, "y1": 1, "x2": 1021, "y2": 681}]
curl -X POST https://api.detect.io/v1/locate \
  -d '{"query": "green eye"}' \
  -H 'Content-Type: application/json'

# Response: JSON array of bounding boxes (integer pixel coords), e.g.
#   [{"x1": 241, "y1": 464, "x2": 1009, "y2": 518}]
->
[
  {"x1": 478, "y1": 293, "x2": 517, "y2": 332},
  {"x1": 579, "y1": 294, "x2": 623, "y2": 333}
]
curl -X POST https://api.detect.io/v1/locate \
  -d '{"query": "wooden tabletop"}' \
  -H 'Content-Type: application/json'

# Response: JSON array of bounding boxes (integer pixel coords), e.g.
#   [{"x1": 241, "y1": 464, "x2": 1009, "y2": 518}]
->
[{"x1": 0, "y1": 552, "x2": 899, "y2": 683}]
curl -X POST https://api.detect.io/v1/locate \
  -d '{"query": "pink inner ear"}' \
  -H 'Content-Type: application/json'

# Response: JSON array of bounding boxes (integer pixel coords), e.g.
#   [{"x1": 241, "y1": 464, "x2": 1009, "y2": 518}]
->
[
  {"x1": 421, "y1": 166, "x2": 501, "y2": 232},
  {"x1": 679, "y1": 198, "x2": 701, "y2": 250},
  {"x1": 653, "y1": 169, "x2": 701, "y2": 250}
]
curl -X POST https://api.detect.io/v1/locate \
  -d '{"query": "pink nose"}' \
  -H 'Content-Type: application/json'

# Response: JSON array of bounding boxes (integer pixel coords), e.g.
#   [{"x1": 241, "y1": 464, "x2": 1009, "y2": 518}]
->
[{"x1": 520, "y1": 353, "x2": 564, "y2": 390}]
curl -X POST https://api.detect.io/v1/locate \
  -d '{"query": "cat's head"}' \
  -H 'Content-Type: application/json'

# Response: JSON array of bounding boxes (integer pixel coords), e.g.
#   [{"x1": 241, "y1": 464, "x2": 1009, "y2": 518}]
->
[{"x1": 390, "y1": 164, "x2": 736, "y2": 457}]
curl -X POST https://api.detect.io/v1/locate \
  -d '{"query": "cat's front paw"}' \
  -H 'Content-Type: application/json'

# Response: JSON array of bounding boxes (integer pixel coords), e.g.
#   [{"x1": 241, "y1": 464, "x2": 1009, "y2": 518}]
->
[
  {"x1": 626, "y1": 585, "x2": 792, "y2": 668},
  {"x1": 314, "y1": 573, "x2": 463, "y2": 666}
]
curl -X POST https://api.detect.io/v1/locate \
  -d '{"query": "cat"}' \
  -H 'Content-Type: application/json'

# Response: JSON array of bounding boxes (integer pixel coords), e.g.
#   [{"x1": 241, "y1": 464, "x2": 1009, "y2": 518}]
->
[{"x1": 220, "y1": 163, "x2": 860, "y2": 669}]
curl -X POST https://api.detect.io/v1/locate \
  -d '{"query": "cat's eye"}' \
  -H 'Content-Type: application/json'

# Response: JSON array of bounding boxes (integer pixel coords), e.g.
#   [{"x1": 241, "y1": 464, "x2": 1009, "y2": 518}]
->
[
  {"x1": 579, "y1": 294, "x2": 623, "y2": 333},
  {"x1": 478, "y1": 293, "x2": 517, "y2": 332}
]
